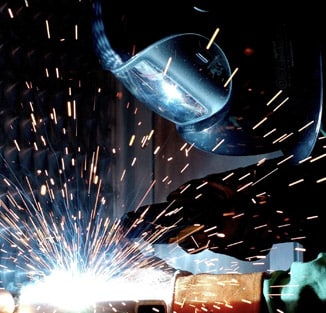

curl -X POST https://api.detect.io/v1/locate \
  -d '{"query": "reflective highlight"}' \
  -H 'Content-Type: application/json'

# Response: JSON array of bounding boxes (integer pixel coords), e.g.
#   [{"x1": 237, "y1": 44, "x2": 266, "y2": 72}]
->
[{"x1": 112, "y1": 33, "x2": 232, "y2": 125}]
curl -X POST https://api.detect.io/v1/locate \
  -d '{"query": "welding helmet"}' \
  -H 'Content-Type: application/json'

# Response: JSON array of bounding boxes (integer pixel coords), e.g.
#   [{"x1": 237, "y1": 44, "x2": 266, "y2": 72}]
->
[
  {"x1": 92, "y1": 0, "x2": 323, "y2": 163},
  {"x1": 111, "y1": 33, "x2": 232, "y2": 126},
  {"x1": 92, "y1": 0, "x2": 231, "y2": 126}
]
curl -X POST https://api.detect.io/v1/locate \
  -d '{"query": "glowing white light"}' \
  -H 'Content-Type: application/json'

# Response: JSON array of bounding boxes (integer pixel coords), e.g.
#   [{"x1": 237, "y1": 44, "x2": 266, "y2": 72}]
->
[
  {"x1": 18, "y1": 268, "x2": 174, "y2": 312},
  {"x1": 0, "y1": 289, "x2": 15, "y2": 313},
  {"x1": 161, "y1": 82, "x2": 182, "y2": 101}
]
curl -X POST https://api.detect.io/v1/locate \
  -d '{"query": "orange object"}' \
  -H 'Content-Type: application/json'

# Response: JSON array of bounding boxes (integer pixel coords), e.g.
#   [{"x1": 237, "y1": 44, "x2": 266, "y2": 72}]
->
[{"x1": 173, "y1": 272, "x2": 264, "y2": 313}]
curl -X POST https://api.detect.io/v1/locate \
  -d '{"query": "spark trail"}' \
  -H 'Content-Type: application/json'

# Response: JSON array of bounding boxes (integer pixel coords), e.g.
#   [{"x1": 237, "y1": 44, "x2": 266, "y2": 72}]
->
[
  {"x1": 0, "y1": 81, "x2": 177, "y2": 311},
  {"x1": 0, "y1": 140, "x2": 177, "y2": 311}
]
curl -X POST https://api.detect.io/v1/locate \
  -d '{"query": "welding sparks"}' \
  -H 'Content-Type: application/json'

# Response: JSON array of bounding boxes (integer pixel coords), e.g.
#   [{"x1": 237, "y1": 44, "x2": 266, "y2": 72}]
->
[
  {"x1": 0, "y1": 77, "x2": 181, "y2": 311},
  {"x1": 0, "y1": 146, "x2": 177, "y2": 311},
  {"x1": 1, "y1": 1, "x2": 325, "y2": 312}
]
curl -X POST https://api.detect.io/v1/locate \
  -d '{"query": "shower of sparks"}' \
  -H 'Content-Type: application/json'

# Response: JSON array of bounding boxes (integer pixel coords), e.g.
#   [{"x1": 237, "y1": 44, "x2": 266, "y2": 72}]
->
[
  {"x1": 0, "y1": 151, "x2": 177, "y2": 310},
  {"x1": 0, "y1": 73, "x2": 323, "y2": 310},
  {"x1": 1, "y1": 2, "x2": 325, "y2": 312},
  {"x1": 0, "y1": 43, "x2": 184, "y2": 310}
]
